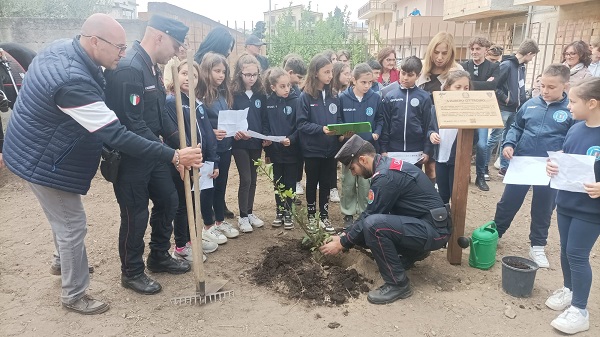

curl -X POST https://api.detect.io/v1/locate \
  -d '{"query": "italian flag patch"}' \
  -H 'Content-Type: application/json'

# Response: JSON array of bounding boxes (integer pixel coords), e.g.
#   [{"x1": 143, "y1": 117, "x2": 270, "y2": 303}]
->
[{"x1": 130, "y1": 94, "x2": 140, "y2": 106}]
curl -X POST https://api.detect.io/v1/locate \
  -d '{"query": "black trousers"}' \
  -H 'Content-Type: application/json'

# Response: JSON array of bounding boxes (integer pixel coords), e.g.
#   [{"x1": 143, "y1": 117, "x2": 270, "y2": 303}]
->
[
  {"x1": 296, "y1": 159, "x2": 304, "y2": 182},
  {"x1": 363, "y1": 214, "x2": 450, "y2": 285},
  {"x1": 273, "y1": 162, "x2": 298, "y2": 214},
  {"x1": 494, "y1": 184, "x2": 557, "y2": 246},
  {"x1": 232, "y1": 148, "x2": 261, "y2": 218},
  {"x1": 114, "y1": 160, "x2": 177, "y2": 277},
  {"x1": 304, "y1": 157, "x2": 336, "y2": 218},
  {"x1": 435, "y1": 162, "x2": 455, "y2": 204},
  {"x1": 213, "y1": 150, "x2": 232, "y2": 222}
]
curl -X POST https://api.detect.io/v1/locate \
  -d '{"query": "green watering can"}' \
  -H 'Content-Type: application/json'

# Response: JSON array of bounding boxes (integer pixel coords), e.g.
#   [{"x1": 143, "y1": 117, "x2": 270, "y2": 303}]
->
[{"x1": 457, "y1": 221, "x2": 498, "y2": 270}]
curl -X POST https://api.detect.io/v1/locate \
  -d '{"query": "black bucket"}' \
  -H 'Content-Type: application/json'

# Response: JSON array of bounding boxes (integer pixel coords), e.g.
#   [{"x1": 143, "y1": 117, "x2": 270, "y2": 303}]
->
[{"x1": 501, "y1": 256, "x2": 539, "y2": 298}]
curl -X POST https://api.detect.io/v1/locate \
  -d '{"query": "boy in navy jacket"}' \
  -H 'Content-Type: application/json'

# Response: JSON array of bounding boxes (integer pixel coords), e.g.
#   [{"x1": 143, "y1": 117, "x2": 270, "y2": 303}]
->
[
  {"x1": 380, "y1": 56, "x2": 433, "y2": 165},
  {"x1": 493, "y1": 64, "x2": 576, "y2": 268}
]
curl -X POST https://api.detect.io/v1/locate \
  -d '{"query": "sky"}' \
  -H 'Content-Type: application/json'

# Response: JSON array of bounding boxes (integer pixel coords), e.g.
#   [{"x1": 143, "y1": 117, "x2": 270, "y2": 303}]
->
[{"x1": 136, "y1": 0, "x2": 367, "y2": 24}]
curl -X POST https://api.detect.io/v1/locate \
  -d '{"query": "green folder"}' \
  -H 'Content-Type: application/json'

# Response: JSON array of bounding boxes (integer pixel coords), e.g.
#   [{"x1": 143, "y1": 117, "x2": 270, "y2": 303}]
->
[{"x1": 327, "y1": 122, "x2": 372, "y2": 135}]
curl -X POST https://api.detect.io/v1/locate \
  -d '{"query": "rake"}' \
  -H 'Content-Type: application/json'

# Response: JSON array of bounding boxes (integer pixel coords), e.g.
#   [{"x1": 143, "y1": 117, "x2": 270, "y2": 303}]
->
[{"x1": 170, "y1": 50, "x2": 233, "y2": 305}]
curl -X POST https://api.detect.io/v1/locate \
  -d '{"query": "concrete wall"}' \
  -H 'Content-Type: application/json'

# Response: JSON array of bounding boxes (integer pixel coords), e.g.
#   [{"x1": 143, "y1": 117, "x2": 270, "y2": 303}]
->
[{"x1": 0, "y1": 18, "x2": 147, "y2": 53}]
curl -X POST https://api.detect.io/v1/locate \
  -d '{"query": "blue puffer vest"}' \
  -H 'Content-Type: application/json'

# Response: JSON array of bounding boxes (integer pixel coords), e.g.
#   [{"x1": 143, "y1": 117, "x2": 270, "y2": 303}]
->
[{"x1": 3, "y1": 37, "x2": 107, "y2": 195}]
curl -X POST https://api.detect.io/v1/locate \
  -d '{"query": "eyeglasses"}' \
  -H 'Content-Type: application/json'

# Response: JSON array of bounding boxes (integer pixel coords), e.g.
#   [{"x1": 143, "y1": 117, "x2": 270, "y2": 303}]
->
[
  {"x1": 563, "y1": 52, "x2": 578, "y2": 57},
  {"x1": 81, "y1": 34, "x2": 127, "y2": 53},
  {"x1": 473, "y1": 64, "x2": 479, "y2": 77},
  {"x1": 242, "y1": 73, "x2": 260, "y2": 79}
]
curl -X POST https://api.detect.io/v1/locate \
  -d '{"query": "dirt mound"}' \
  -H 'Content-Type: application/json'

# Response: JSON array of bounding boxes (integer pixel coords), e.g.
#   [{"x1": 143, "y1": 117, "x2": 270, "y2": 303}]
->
[{"x1": 250, "y1": 240, "x2": 372, "y2": 305}]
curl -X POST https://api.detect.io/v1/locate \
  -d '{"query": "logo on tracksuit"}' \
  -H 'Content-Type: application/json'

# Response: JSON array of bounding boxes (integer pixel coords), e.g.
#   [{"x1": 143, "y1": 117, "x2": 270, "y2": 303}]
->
[
  {"x1": 284, "y1": 106, "x2": 292, "y2": 115},
  {"x1": 198, "y1": 106, "x2": 205, "y2": 116},
  {"x1": 366, "y1": 107, "x2": 374, "y2": 116},
  {"x1": 329, "y1": 103, "x2": 338, "y2": 114},
  {"x1": 410, "y1": 98, "x2": 420, "y2": 107},
  {"x1": 255, "y1": 99, "x2": 262, "y2": 108},
  {"x1": 587, "y1": 146, "x2": 600, "y2": 161},
  {"x1": 553, "y1": 110, "x2": 568, "y2": 123}
]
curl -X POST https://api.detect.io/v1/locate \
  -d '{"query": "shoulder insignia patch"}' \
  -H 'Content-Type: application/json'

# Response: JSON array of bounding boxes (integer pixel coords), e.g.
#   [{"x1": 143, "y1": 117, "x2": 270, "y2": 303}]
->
[
  {"x1": 367, "y1": 189, "x2": 375, "y2": 204},
  {"x1": 130, "y1": 94, "x2": 140, "y2": 106},
  {"x1": 389, "y1": 159, "x2": 403, "y2": 171}
]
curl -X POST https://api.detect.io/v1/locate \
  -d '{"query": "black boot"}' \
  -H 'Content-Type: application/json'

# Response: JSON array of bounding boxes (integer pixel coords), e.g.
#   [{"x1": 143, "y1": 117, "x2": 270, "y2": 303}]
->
[
  {"x1": 367, "y1": 280, "x2": 413, "y2": 304},
  {"x1": 121, "y1": 273, "x2": 162, "y2": 295},
  {"x1": 475, "y1": 174, "x2": 489, "y2": 191},
  {"x1": 146, "y1": 250, "x2": 191, "y2": 274},
  {"x1": 223, "y1": 204, "x2": 235, "y2": 219}
]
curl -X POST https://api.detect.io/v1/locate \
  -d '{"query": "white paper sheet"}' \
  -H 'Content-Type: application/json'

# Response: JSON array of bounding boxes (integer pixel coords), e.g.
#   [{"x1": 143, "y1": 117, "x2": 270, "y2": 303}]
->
[
  {"x1": 217, "y1": 108, "x2": 249, "y2": 137},
  {"x1": 199, "y1": 161, "x2": 215, "y2": 191},
  {"x1": 548, "y1": 151, "x2": 596, "y2": 193},
  {"x1": 387, "y1": 151, "x2": 423, "y2": 164},
  {"x1": 246, "y1": 130, "x2": 287, "y2": 143},
  {"x1": 502, "y1": 156, "x2": 550, "y2": 186}
]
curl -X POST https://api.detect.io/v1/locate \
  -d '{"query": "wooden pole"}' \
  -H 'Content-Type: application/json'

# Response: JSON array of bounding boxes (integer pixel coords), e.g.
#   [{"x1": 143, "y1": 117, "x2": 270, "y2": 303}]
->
[{"x1": 447, "y1": 129, "x2": 475, "y2": 265}]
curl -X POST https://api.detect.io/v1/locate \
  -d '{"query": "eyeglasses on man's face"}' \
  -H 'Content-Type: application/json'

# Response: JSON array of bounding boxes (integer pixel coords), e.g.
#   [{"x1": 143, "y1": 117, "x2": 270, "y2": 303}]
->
[{"x1": 81, "y1": 34, "x2": 127, "y2": 53}]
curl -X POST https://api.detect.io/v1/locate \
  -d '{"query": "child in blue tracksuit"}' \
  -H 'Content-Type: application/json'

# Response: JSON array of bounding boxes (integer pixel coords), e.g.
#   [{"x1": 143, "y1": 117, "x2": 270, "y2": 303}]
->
[
  {"x1": 297, "y1": 54, "x2": 341, "y2": 232},
  {"x1": 338, "y1": 63, "x2": 383, "y2": 226},
  {"x1": 367, "y1": 59, "x2": 384, "y2": 96},
  {"x1": 545, "y1": 77, "x2": 600, "y2": 335},
  {"x1": 263, "y1": 67, "x2": 300, "y2": 229},
  {"x1": 164, "y1": 60, "x2": 220, "y2": 262},
  {"x1": 380, "y1": 56, "x2": 433, "y2": 166},
  {"x1": 493, "y1": 64, "x2": 576, "y2": 269},
  {"x1": 427, "y1": 70, "x2": 472, "y2": 204},
  {"x1": 231, "y1": 54, "x2": 267, "y2": 233}
]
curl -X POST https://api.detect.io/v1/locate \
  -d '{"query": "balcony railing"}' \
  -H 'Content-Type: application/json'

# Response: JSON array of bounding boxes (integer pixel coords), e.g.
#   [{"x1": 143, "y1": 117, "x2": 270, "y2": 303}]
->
[{"x1": 358, "y1": 1, "x2": 394, "y2": 19}]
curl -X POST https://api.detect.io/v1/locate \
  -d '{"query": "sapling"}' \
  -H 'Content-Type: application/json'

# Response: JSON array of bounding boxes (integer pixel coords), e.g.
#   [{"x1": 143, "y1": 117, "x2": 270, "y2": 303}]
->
[{"x1": 254, "y1": 159, "x2": 331, "y2": 252}]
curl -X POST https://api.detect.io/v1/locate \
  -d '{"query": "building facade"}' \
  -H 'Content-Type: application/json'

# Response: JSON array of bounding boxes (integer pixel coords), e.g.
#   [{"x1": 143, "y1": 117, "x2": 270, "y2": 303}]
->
[
  {"x1": 443, "y1": 0, "x2": 600, "y2": 88},
  {"x1": 358, "y1": 0, "x2": 476, "y2": 59},
  {"x1": 264, "y1": 4, "x2": 324, "y2": 36},
  {"x1": 108, "y1": 0, "x2": 138, "y2": 20}
]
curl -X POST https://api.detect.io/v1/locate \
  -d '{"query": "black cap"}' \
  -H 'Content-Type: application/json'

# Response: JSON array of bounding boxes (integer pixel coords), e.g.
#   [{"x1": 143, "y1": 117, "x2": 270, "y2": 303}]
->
[
  {"x1": 335, "y1": 134, "x2": 369, "y2": 167},
  {"x1": 148, "y1": 15, "x2": 189, "y2": 45},
  {"x1": 245, "y1": 35, "x2": 266, "y2": 46}
]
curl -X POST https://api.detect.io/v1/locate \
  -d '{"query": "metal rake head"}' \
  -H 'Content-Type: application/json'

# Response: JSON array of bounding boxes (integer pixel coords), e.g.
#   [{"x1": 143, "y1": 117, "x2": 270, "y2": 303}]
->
[{"x1": 170, "y1": 290, "x2": 234, "y2": 305}]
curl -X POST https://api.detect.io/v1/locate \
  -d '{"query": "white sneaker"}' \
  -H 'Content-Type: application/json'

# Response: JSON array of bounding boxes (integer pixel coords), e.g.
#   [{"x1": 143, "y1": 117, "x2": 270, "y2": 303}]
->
[
  {"x1": 201, "y1": 240, "x2": 218, "y2": 254},
  {"x1": 248, "y1": 214, "x2": 264, "y2": 228},
  {"x1": 546, "y1": 287, "x2": 573, "y2": 311},
  {"x1": 215, "y1": 221, "x2": 240, "y2": 238},
  {"x1": 320, "y1": 218, "x2": 335, "y2": 233},
  {"x1": 529, "y1": 246, "x2": 550, "y2": 268},
  {"x1": 202, "y1": 226, "x2": 228, "y2": 245},
  {"x1": 238, "y1": 217, "x2": 253, "y2": 233},
  {"x1": 330, "y1": 188, "x2": 340, "y2": 203},
  {"x1": 494, "y1": 157, "x2": 501, "y2": 170},
  {"x1": 296, "y1": 182, "x2": 304, "y2": 195},
  {"x1": 551, "y1": 306, "x2": 589, "y2": 334}
]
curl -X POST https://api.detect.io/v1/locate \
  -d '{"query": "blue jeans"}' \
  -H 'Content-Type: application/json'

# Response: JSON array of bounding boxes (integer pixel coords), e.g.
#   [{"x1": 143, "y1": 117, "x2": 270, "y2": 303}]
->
[
  {"x1": 475, "y1": 128, "x2": 488, "y2": 175},
  {"x1": 486, "y1": 110, "x2": 515, "y2": 170},
  {"x1": 557, "y1": 212, "x2": 600, "y2": 309}
]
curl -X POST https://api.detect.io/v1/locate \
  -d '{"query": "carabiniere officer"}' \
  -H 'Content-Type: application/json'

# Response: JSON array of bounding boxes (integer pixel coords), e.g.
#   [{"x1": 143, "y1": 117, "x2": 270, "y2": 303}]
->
[
  {"x1": 104, "y1": 15, "x2": 191, "y2": 294},
  {"x1": 320, "y1": 134, "x2": 453, "y2": 304}
]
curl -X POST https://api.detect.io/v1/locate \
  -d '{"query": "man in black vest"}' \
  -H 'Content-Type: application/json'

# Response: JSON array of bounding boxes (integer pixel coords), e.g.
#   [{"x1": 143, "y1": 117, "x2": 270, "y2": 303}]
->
[{"x1": 461, "y1": 36, "x2": 500, "y2": 192}]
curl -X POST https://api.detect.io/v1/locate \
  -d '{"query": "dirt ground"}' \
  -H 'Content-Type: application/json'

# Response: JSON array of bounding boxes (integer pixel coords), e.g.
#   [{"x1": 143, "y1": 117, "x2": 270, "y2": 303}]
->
[{"x1": 1, "y1": 116, "x2": 599, "y2": 336}]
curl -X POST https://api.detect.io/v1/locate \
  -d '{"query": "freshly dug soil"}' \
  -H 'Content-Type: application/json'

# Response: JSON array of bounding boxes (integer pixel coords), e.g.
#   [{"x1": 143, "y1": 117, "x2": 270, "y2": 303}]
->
[
  {"x1": 250, "y1": 240, "x2": 372, "y2": 305},
  {"x1": 505, "y1": 260, "x2": 531, "y2": 270}
]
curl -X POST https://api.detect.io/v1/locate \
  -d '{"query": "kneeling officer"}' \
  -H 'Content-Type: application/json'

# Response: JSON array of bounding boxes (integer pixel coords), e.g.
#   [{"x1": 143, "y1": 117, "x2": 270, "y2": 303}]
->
[{"x1": 320, "y1": 134, "x2": 452, "y2": 304}]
